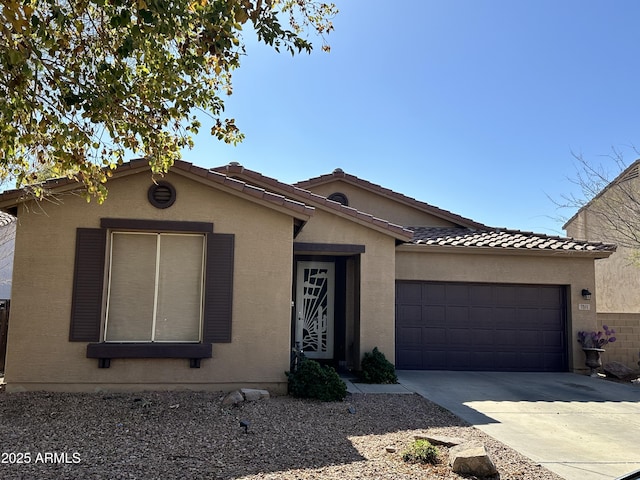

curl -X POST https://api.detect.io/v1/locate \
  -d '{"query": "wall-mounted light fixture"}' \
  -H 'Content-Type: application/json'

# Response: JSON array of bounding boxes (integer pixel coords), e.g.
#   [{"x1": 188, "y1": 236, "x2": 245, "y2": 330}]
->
[{"x1": 581, "y1": 289, "x2": 592, "y2": 300}]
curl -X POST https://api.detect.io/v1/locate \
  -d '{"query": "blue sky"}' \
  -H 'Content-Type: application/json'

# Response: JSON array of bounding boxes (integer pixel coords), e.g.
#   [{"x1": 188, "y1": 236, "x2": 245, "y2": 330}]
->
[{"x1": 184, "y1": 0, "x2": 640, "y2": 236}]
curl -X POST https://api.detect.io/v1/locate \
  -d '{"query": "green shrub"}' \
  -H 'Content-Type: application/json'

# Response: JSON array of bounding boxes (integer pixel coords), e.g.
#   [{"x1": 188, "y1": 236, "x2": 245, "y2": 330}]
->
[
  {"x1": 360, "y1": 347, "x2": 398, "y2": 384},
  {"x1": 402, "y1": 439, "x2": 440, "y2": 465},
  {"x1": 286, "y1": 358, "x2": 347, "y2": 402}
]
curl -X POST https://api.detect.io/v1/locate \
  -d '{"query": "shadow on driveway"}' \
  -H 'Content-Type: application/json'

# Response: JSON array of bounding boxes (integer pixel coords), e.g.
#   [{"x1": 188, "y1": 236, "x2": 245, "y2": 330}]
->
[{"x1": 397, "y1": 370, "x2": 640, "y2": 480}]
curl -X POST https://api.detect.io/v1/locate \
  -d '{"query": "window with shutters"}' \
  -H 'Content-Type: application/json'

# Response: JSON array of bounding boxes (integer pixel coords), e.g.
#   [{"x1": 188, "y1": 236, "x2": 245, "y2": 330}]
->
[
  {"x1": 70, "y1": 219, "x2": 234, "y2": 366},
  {"x1": 105, "y1": 232, "x2": 205, "y2": 342}
]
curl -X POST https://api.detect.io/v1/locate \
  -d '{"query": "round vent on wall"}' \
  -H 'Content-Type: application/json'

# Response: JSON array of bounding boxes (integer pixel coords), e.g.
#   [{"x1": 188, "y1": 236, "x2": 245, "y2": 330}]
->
[
  {"x1": 327, "y1": 192, "x2": 349, "y2": 206},
  {"x1": 148, "y1": 181, "x2": 176, "y2": 209}
]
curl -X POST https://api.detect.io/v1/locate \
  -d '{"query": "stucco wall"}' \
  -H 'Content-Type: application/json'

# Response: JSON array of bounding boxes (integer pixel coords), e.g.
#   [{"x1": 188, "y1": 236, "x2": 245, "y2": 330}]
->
[
  {"x1": 596, "y1": 313, "x2": 640, "y2": 370},
  {"x1": 295, "y1": 209, "x2": 398, "y2": 364},
  {"x1": 396, "y1": 247, "x2": 602, "y2": 372},
  {"x1": 304, "y1": 180, "x2": 456, "y2": 227},
  {"x1": 565, "y1": 185, "x2": 640, "y2": 314},
  {"x1": 5, "y1": 170, "x2": 296, "y2": 392}
]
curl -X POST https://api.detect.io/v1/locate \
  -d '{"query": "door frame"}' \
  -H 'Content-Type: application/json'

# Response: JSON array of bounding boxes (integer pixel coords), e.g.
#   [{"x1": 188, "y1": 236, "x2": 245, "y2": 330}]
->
[{"x1": 292, "y1": 253, "x2": 361, "y2": 370}]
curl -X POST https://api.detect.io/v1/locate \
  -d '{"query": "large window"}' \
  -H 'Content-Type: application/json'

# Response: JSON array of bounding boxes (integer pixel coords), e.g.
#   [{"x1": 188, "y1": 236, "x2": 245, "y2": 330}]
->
[{"x1": 104, "y1": 232, "x2": 205, "y2": 342}]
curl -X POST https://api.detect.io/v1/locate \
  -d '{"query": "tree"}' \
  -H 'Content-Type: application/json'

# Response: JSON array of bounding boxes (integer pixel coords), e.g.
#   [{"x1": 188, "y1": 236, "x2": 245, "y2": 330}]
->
[
  {"x1": 0, "y1": 0, "x2": 337, "y2": 201},
  {"x1": 558, "y1": 148, "x2": 640, "y2": 252}
]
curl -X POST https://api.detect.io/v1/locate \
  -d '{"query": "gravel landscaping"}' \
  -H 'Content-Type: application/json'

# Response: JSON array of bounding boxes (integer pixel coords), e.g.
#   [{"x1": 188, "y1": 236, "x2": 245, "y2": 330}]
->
[{"x1": 0, "y1": 389, "x2": 564, "y2": 480}]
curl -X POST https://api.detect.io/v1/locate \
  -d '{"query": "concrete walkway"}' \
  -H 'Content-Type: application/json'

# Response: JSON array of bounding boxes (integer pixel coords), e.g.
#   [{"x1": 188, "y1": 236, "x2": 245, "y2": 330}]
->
[
  {"x1": 342, "y1": 377, "x2": 413, "y2": 394},
  {"x1": 397, "y1": 370, "x2": 640, "y2": 480}
]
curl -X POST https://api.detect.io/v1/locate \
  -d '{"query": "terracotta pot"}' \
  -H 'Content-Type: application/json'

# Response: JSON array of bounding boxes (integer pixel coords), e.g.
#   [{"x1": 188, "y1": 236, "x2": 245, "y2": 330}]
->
[{"x1": 582, "y1": 347, "x2": 605, "y2": 377}]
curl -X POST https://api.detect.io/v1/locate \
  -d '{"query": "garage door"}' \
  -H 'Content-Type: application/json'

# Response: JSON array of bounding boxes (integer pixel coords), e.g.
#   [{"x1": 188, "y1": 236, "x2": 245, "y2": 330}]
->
[{"x1": 395, "y1": 282, "x2": 568, "y2": 371}]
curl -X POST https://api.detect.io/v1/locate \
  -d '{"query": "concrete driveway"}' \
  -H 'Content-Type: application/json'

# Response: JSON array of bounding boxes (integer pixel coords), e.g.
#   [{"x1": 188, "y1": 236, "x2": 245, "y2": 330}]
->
[{"x1": 397, "y1": 371, "x2": 640, "y2": 480}]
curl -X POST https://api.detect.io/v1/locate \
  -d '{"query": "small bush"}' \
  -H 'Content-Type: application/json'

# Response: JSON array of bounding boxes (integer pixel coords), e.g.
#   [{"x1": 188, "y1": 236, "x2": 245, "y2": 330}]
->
[
  {"x1": 402, "y1": 439, "x2": 440, "y2": 465},
  {"x1": 286, "y1": 358, "x2": 347, "y2": 402},
  {"x1": 360, "y1": 347, "x2": 398, "y2": 384}
]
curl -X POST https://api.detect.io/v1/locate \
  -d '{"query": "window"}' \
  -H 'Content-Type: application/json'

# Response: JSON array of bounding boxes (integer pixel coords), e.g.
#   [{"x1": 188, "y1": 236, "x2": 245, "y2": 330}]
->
[
  {"x1": 327, "y1": 192, "x2": 349, "y2": 206},
  {"x1": 105, "y1": 232, "x2": 205, "y2": 342},
  {"x1": 70, "y1": 219, "x2": 235, "y2": 354}
]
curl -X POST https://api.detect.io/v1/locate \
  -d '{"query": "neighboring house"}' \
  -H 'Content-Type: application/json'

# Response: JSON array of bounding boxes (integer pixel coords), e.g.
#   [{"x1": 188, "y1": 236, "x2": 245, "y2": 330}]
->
[
  {"x1": 0, "y1": 159, "x2": 615, "y2": 392},
  {"x1": 564, "y1": 159, "x2": 640, "y2": 368},
  {"x1": 0, "y1": 211, "x2": 15, "y2": 299}
]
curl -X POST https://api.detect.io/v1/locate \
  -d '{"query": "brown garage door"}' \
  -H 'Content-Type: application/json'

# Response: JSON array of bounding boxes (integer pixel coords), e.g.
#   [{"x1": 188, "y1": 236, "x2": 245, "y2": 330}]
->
[{"x1": 395, "y1": 281, "x2": 568, "y2": 371}]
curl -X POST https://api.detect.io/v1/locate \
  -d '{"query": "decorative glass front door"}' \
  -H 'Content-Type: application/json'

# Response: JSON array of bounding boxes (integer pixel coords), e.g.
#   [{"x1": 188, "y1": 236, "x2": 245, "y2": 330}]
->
[{"x1": 295, "y1": 261, "x2": 335, "y2": 359}]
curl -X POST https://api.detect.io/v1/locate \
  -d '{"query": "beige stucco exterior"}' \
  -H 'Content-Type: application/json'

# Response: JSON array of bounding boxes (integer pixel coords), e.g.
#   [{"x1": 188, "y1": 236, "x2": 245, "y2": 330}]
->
[
  {"x1": 303, "y1": 179, "x2": 458, "y2": 227},
  {"x1": 295, "y1": 208, "x2": 398, "y2": 360},
  {"x1": 566, "y1": 209, "x2": 640, "y2": 314},
  {"x1": 5, "y1": 169, "x2": 298, "y2": 392}
]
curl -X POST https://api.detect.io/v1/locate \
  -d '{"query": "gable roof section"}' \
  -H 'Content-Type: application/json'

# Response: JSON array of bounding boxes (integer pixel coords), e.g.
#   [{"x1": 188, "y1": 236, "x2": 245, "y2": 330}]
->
[
  {"x1": 0, "y1": 159, "x2": 315, "y2": 222},
  {"x1": 294, "y1": 168, "x2": 489, "y2": 230},
  {"x1": 562, "y1": 159, "x2": 640, "y2": 229},
  {"x1": 409, "y1": 226, "x2": 616, "y2": 257},
  {"x1": 213, "y1": 163, "x2": 414, "y2": 241}
]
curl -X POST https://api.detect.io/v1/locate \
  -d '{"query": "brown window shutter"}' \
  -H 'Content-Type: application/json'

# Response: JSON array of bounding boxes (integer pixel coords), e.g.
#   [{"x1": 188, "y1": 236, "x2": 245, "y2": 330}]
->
[
  {"x1": 69, "y1": 228, "x2": 106, "y2": 341},
  {"x1": 203, "y1": 233, "x2": 234, "y2": 343}
]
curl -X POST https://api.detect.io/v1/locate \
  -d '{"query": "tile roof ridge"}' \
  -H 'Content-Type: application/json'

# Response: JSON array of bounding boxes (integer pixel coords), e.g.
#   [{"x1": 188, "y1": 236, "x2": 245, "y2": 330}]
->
[{"x1": 212, "y1": 163, "x2": 414, "y2": 240}]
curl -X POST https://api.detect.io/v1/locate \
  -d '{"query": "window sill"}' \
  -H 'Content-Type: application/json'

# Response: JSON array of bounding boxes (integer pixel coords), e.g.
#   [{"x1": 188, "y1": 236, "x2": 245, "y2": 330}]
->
[{"x1": 86, "y1": 343, "x2": 212, "y2": 368}]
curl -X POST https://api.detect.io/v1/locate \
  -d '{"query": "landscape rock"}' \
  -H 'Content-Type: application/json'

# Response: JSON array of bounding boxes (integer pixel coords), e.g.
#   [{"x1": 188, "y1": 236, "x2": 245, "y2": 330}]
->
[
  {"x1": 240, "y1": 388, "x2": 270, "y2": 401},
  {"x1": 604, "y1": 361, "x2": 638, "y2": 379},
  {"x1": 414, "y1": 434, "x2": 465, "y2": 447},
  {"x1": 385, "y1": 446, "x2": 396, "y2": 453},
  {"x1": 221, "y1": 390, "x2": 244, "y2": 405},
  {"x1": 449, "y1": 441, "x2": 498, "y2": 477}
]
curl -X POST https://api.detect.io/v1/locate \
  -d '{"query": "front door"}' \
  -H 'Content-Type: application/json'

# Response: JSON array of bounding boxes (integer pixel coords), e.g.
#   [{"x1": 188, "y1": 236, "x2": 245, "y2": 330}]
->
[{"x1": 295, "y1": 261, "x2": 335, "y2": 359}]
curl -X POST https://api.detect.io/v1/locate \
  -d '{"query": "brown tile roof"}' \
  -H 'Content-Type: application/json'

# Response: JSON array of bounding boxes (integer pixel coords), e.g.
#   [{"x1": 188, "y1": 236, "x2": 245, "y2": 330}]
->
[
  {"x1": 294, "y1": 168, "x2": 489, "y2": 229},
  {"x1": 409, "y1": 226, "x2": 617, "y2": 254},
  {"x1": 0, "y1": 160, "x2": 315, "y2": 220},
  {"x1": 212, "y1": 163, "x2": 414, "y2": 241}
]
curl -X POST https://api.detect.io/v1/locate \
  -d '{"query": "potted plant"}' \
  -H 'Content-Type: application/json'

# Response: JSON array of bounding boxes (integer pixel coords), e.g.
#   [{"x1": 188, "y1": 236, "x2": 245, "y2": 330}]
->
[{"x1": 577, "y1": 326, "x2": 617, "y2": 377}]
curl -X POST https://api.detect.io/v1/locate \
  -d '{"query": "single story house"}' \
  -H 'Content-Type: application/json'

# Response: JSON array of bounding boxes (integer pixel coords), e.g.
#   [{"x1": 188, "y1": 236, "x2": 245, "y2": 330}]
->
[{"x1": 0, "y1": 159, "x2": 615, "y2": 392}]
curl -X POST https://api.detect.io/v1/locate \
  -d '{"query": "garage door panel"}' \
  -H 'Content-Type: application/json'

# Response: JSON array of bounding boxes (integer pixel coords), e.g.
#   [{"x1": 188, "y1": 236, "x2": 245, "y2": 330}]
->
[
  {"x1": 539, "y1": 308, "x2": 564, "y2": 326},
  {"x1": 517, "y1": 308, "x2": 542, "y2": 326},
  {"x1": 397, "y1": 282, "x2": 422, "y2": 304},
  {"x1": 396, "y1": 281, "x2": 567, "y2": 372},
  {"x1": 397, "y1": 327, "x2": 422, "y2": 345},
  {"x1": 471, "y1": 352, "x2": 495, "y2": 368},
  {"x1": 469, "y1": 285, "x2": 494, "y2": 305},
  {"x1": 423, "y1": 328, "x2": 446, "y2": 344},
  {"x1": 396, "y1": 349, "x2": 423, "y2": 369},
  {"x1": 539, "y1": 286, "x2": 563, "y2": 306},
  {"x1": 494, "y1": 330, "x2": 516, "y2": 345},
  {"x1": 423, "y1": 305, "x2": 446, "y2": 325},
  {"x1": 542, "y1": 330, "x2": 564, "y2": 347},
  {"x1": 448, "y1": 328, "x2": 473, "y2": 345},
  {"x1": 398, "y1": 305, "x2": 422, "y2": 324},
  {"x1": 447, "y1": 306, "x2": 468, "y2": 325},
  {"x1": 517, "y1": 286, "x2": 541, "y2": 305},
  {"x1": 473, "y1": 329, "x2": 495, "y2": 345},
  {"x1": 514, "y1": 330, "x2": 543, "y2": 347},
  {"x1": 423, "y1": 283, "x2": 446, "y2": 303},
  {"x1": 469, "y1": 306, "x2": 493, "y2": 323},
  {"x1": 494, "y1": 307, "x2": 517, "y2": 327},
  {"x1": 448, "y1": 351, "x2": 472, "y2": 369},
  {"x1": 446, "y1": 284, "x2": 469, "y2": 304}
]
